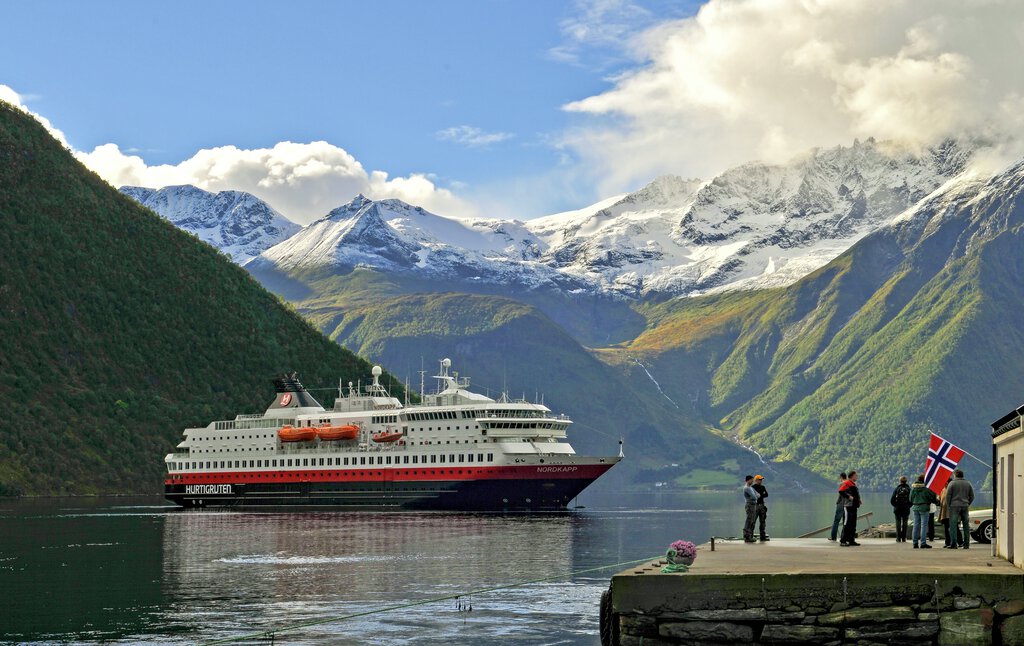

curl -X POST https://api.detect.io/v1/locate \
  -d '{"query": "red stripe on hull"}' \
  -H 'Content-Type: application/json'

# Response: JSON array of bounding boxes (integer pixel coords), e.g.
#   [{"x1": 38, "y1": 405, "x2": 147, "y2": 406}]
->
[{"x1": 164, "y1": 463, "x2": 613, "y2": 486}]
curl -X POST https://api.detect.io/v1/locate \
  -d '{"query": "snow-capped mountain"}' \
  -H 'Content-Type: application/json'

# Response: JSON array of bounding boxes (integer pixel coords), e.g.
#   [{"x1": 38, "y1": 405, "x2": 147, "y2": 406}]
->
[
  {"x1": 136, "y1": 139, "x2": 976, "y2": 299},
  {"x1": 252, "y1": 195, "x2": 593, "y2": 292},
  {"x1": 120, "y1": 185, "x2": 300, "y2": 263},
  {"x1": 526, "y1": 139, "x2": 972, "y2": 295}
]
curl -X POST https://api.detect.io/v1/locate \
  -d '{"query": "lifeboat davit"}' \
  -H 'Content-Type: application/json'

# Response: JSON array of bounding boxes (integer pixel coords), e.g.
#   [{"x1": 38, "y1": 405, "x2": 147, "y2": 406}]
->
[
  {"x1": 278, "y1": 425, "x2": 317, "y2": 442},
  {"x1": 371, "y1": 431, "x2": 403, "y2": 443},
  {"x1": 316, "y1": 424, "x2": 359, "y2": 441}
]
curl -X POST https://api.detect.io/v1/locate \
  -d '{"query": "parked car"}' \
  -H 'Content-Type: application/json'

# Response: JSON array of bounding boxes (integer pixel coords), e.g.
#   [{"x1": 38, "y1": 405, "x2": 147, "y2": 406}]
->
[
  {"x1": 907, "y1": 508, "x2": 995, "y2": 544},
  {"x1": 969, "y1": 508, "x2": 995, "y2": 544}
]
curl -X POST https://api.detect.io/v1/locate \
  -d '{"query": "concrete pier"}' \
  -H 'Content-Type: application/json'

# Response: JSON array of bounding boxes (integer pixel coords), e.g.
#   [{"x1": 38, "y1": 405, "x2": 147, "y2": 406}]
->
[{"x1": 604, "y1": 538, "x2": 1024, "y2": 645}]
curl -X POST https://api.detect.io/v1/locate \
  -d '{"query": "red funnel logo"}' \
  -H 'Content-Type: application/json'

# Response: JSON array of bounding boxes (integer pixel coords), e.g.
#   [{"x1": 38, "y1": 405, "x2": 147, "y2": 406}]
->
[{"x1": 281, "y1": 393, "x2": 292, "y2": 406}]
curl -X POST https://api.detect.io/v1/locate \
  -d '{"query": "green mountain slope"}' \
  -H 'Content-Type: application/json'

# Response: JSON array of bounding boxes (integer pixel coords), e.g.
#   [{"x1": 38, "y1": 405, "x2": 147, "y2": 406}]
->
[
  {"x1": 620, "y1": 168, "x2": 1024, "y2": 488},
  {"x1": 247, "y1": 261, "x2": 649, "y2": 349},
  {"x1": 295, "y1": 282, "x2": 828, "y2": 491},
  {"x1": 0, "y1": 101, "x2": 402, "y2": 495}
]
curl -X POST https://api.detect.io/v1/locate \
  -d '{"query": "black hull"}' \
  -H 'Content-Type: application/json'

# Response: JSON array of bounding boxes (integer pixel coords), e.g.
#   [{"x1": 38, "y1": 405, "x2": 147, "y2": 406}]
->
[{"x1": 164, "y1": 476, "x2": 600, "y2": 512}]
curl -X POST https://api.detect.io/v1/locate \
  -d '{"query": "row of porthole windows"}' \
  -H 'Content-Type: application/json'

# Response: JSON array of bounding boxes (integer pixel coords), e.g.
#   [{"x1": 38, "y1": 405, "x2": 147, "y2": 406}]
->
[
  {"x1": 169, "y1": 453, "x2": 495, "y2": 471},
  {"x1": 187, "y1": 438, "x2": 492, "y2": 456},
  {"x1": 190, "y1": 434, "x2": 487, "y2": 452},
  {"x1": 170, "y1": 469, "x2": 494, "y2": 481},
  {"x1": 487, "y1": 422, "x2": 567, "y2": 430},
  {"x1": 406, "y1": 411, "x2": 459, "y2": 421},
  {"x1": 191, "y1": 447, "x2": 275, "y2": 453}
]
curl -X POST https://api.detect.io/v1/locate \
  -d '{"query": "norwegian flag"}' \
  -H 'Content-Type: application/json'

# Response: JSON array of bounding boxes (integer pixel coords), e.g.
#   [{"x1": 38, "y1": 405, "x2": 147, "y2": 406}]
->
[{"x1": 924, "y1": 433, "x2": 965, "y2": 494}]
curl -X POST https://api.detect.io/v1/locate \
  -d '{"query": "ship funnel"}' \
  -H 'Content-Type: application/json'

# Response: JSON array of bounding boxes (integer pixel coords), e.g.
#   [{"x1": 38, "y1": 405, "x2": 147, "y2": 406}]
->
[{"x1": 267, "y1": 374, "x2": 324, "y2": 413}]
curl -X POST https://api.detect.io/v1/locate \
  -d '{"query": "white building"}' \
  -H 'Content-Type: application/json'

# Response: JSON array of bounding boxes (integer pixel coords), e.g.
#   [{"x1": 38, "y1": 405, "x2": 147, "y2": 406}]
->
[{"x1": 991, "y1": 406, "x2": 1024, "y2": 569}]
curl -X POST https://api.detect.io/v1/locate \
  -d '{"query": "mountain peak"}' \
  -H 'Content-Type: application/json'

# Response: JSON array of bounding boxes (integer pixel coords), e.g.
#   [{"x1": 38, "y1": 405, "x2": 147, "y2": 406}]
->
[
  {"x1": 260, "y1": 194, "x2": 422, "y2": 272},
  {"x1": 618, "y1": 175, "x2": 704, "y2": 209},
  {"x1": 119, "y1": 184, "x2": 299, "y2": 263}
]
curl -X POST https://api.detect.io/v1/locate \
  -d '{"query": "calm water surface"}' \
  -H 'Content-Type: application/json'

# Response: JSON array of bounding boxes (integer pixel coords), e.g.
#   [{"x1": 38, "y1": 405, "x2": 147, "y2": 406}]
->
[{"x1": 0, "y1": 489, "x2": 990, "y2": 645}]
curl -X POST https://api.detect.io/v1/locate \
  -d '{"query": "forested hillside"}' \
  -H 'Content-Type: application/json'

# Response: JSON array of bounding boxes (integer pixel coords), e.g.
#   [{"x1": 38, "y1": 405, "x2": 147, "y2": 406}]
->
[{"x1": 0, "y1": 102, "x2": 402, "y2": 495}]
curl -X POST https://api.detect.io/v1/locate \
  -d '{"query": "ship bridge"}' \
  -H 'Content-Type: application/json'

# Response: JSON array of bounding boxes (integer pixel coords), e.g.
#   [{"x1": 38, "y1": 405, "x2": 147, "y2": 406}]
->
[{"x1": 421, "y1": 358, "x2": 495, "y2": 407}]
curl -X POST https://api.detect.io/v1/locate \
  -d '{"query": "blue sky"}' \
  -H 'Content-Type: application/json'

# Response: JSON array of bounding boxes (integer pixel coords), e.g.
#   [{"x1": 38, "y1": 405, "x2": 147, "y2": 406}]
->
[
  {"x1": 4, "y1": 1, "x2": 1020, "y2": 223},
  {"x1": 3, "y1": 1, "x2": 700, "y2": 219},
  {"x1": 8, "y1": 3, "x2": 603, "y2": 169}
]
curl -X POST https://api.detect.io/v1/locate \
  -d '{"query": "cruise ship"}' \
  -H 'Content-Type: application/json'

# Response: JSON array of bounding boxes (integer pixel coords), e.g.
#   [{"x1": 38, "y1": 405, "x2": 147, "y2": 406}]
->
[{"x1": 164, "y1": 359, "x2": 622, "y2": 510}]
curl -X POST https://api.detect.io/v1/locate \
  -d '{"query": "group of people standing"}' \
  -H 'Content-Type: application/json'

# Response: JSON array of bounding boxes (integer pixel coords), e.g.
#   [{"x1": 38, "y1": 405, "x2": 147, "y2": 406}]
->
[
  {"x1": 891, "y1": 470, "x2": 975, "y2": 548},
  {"x1": 741, "y1": 469, "x2": 975, "y2": 547},
  {"x1": 745, "y1": 471, "x2": 862, "y2": 544}
]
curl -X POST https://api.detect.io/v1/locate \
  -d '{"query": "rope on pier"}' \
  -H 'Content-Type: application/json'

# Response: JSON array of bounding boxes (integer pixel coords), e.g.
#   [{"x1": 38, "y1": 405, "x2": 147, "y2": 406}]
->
[{"x1": 198, "y1": 555, "x2": 662, "y2": 645}]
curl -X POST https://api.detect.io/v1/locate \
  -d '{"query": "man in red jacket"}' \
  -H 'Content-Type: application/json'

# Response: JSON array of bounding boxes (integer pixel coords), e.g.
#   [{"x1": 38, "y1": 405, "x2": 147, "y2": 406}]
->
[{"x1": 839, "y1": 471, "x2": 862, "y2": 546}]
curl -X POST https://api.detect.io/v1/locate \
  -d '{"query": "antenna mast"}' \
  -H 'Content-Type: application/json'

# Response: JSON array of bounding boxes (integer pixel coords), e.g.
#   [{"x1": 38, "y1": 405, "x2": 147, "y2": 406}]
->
[{"x1": 419, "y1": 356, "x2": 426, "y2": 401}]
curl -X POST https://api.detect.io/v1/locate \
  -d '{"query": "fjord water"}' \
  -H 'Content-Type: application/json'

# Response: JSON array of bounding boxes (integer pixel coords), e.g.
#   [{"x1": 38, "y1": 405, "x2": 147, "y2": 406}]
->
[{"x1": 0, "y1": 490, "x2": 989, "y2": 645}]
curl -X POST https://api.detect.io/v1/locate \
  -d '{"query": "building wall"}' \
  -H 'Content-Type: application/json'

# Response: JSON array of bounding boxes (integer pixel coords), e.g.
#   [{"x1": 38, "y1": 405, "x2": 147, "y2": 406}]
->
[{"x1": 994, "y1": 425, "x2": 1024, "y2": 569}]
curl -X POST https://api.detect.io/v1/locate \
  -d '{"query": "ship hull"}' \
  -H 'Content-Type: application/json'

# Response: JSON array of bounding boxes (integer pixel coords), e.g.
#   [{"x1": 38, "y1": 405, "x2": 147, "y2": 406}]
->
[{"x1": 164, "y1": 461, "x2": 617, "y2": 511}]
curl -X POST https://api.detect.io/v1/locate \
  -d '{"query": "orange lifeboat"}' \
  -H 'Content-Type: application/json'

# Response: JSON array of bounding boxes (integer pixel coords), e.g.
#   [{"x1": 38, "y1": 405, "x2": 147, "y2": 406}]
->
[
  {"x1": 278, "y1": 425, "x2": 317, "y2": 442},
  {"x1": 316, "y1": 424, "x2": 359, "y2": 441},
  {"x1": 371, "y1": 431, "x2": 404, "y2": 443}
]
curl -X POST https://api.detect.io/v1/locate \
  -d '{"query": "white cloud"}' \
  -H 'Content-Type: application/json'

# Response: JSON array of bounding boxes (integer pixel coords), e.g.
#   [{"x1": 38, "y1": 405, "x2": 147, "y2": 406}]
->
[
  {"x1": 436, "y1": 125, "x2": 514, "y2": 148},
  {"x1": 3, "y1": 84, "x2": 475, "y2": 225},
  {"x1": 73, "y1": 140, "x2": 476, "y2": 225},
  {"x1": 562, "y1": 0, "x2": 1024, "y2": 194}
]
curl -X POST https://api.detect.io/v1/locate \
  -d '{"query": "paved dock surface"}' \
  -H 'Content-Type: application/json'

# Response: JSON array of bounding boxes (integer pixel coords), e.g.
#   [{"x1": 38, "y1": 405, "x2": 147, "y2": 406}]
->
[{"x1": 627, "y1": 537, "x2": 1017, "y2": 576}]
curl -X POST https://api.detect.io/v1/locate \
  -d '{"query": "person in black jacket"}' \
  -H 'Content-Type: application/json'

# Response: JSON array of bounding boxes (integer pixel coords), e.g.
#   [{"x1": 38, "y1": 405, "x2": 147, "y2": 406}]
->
[
  {"x1": 890, "y1": 476, "x2": 912, "y2": 542},
  {"x1": 752, "y1": 475, "x2": 769, "y2": 541}
]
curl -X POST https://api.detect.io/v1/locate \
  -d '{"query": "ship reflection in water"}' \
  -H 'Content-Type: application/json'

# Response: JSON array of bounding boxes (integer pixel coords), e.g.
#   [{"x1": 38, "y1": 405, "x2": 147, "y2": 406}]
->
[
  {"x1": 3, "y1": 492, "x2": 917, "y2": 644},
  {"x1": 160, "y1": 510, "x2": 604, "y2": 644}
]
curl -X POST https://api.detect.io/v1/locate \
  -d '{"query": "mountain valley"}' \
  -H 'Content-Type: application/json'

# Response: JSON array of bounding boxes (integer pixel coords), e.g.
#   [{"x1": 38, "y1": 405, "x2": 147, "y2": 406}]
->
[
  {"x1": 5, "y1": 89, "x2": 1018, "y2": 494},
  {"x1": 121, "y1": 137, "x2": 1023, "y2": 490}
]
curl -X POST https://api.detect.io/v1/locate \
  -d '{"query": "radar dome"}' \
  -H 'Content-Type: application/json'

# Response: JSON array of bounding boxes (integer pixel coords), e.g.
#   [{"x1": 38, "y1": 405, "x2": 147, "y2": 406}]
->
[
  {"x1": 372, "y1": 366, "x2": 383, "y2": 377},
  {"x1": 442, "y1": 358, "x2": 452, "y2": 368}
]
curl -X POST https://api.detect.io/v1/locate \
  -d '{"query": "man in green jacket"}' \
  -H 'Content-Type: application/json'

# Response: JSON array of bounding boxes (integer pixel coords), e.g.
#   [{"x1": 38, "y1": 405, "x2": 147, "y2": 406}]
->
[{"x1": 910, "y1": 474, "x2": 939, "y2": 549}]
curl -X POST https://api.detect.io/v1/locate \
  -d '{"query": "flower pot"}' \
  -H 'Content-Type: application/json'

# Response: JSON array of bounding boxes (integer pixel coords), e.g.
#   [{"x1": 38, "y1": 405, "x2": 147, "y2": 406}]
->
[{"x1": 666, "y1": 549, "x2": 694, "y2": 566}]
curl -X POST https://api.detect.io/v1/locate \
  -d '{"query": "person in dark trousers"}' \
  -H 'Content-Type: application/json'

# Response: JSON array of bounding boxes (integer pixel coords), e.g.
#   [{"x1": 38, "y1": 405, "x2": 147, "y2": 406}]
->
[
  {"x1": 909, "y1": 474, "x2": 939, "y2": 548},
  {"x1": 946, "y1": 469, "x2": 975, "y2": 549},
  {"x1": 939, "y1": 477, "x2": 955, "y2": 548},
  {"x1": 838, "y1": 471, "x2": 861, "y2": 546},
  {"x1": 890, "y1": 476, "x2": 912, "y2": 542},
  {"x1": 742, "y1": 475, "x2": 758, "y2": 543},
  {"x1": 928, "y1": 500, "x2": 936, "y2": 542},
  {"x1": 829, "y1": 472, "x2": 847, "y2": 541},
  {"x1": 752, "y1": 475, "x2": 769, "y2": 541}
]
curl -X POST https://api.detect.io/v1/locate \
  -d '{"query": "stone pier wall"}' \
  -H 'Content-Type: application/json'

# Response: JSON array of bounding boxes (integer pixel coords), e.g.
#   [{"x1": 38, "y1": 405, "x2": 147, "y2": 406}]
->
[{"x1": 607, "y1": 569, "x2": 1024, "y2": 645}]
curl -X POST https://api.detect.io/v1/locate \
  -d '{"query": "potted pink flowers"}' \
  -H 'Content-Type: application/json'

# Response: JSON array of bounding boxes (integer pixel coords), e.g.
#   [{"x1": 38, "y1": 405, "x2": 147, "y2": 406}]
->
[{"x1": 667, "y1": 540, "x2": 697, "y2": 566}]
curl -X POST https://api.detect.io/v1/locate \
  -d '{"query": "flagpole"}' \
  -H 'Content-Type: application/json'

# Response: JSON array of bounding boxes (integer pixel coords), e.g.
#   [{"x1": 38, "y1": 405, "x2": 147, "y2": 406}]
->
[
  {"x1": 961, "y1": 448, "x2": 992, "y2": 471},
  {"x1": 927, "y1": 430, "x2": 992, "y2": 471}
]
